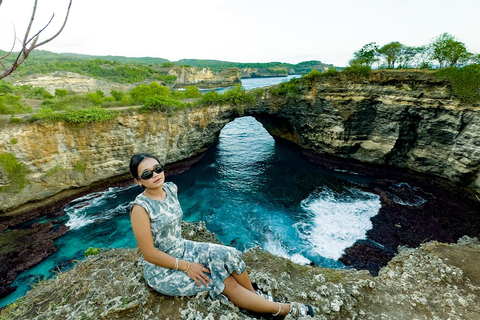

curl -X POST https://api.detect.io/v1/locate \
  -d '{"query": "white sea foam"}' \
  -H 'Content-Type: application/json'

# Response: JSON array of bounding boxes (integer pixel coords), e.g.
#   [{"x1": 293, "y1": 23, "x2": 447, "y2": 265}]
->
[
  {"x1": 65, "y1": 186, "x2": 133, "y2": 230},
  {"x1": 298, "y1": 188, "x2": 381, "y2": 260},
  {"x1": 262, "y1": 234, "x2": 311, "y2": 265}
]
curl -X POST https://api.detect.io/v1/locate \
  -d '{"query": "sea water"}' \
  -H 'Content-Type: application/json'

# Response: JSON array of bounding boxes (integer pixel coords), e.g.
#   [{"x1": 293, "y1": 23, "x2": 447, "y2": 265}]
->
[{"x1": 1, "y1": 75, "x2": 393, "y2": 307}]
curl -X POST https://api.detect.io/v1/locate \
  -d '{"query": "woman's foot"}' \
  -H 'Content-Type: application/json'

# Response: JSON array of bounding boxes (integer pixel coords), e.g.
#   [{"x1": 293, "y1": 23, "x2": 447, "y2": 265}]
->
[{"x1": 274, "y1": 302, "x2": 314, "y2": 318}]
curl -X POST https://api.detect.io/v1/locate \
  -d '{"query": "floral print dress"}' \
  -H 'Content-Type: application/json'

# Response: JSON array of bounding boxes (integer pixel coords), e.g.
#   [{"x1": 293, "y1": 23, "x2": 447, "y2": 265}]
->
[{"x1": 130, "y1": 182, "x2": 246, "y2": 299}]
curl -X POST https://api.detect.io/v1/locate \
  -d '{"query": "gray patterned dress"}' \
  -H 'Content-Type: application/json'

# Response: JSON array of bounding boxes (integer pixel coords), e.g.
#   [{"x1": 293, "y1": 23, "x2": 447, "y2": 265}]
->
[{"x1": 130, "y1": 182, "x2": 246, "y2": 299}]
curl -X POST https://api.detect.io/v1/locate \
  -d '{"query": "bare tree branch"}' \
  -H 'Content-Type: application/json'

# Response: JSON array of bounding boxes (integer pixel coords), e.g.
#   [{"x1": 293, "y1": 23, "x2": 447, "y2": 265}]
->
[{"x1": 0, "y1": 0, "x2": 73, "y2": 80}]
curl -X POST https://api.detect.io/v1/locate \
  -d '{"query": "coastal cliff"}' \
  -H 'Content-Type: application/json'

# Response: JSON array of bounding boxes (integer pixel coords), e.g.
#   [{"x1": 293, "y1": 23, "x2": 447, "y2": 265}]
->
[
  {"x1": 11, "y1": 71, "x2": 136, "y2": 95},
  {"x1": 1, "y1": 69, "x2": 479, "y2": 214},
  {"x1": 247, "y1": 70, "x2": 480, "y2": 192},
  {"x1": 0, "y1": 105, "x2": 237, "y2": 215},
  {"x1": 168, "y1": 66, "x2": 241, "y2": 88},
  {"x1": 2, "y1": 222, "x2": 479, "y2": 320}
]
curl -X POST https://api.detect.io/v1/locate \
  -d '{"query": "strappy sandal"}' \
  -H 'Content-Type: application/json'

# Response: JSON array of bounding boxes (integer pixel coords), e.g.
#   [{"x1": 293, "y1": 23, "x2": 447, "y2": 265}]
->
[
  {"x1": 272, "y1": 302, "x2": 314, "y2": 318},
  {"x1": 288, "y1": 302, "x2": 315, "y2": 319}
]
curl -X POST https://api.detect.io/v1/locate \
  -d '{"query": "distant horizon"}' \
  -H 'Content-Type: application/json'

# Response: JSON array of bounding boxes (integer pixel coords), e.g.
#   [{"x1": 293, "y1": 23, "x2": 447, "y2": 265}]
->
[{"x1": 1, "y1": 48, "x2": 337, "y2": 67}]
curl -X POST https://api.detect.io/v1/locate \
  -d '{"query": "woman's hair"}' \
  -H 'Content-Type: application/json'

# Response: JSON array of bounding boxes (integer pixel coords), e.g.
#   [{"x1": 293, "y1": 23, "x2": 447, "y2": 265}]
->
[{"x1": 129, "y1": 153, "x2": 162, "y2": 178}]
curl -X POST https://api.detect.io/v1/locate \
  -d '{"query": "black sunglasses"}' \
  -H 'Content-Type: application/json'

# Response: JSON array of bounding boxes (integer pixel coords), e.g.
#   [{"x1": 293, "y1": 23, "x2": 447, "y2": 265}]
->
[{"x1": 139, "y1": 164, "x2": 164, "y2": 180}]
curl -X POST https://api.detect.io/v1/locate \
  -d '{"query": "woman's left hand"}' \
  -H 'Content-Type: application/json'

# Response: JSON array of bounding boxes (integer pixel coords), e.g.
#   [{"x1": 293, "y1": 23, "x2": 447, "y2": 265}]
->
[{"x1": 186, "y1": 263, "x2": 211, "y2": 287}]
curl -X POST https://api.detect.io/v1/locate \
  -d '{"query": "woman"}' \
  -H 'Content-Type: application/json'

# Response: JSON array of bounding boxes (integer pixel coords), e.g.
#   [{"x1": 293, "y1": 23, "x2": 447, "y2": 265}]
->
[{"x1": 129, "y1": 153, "x2": 314, "y2": 318}]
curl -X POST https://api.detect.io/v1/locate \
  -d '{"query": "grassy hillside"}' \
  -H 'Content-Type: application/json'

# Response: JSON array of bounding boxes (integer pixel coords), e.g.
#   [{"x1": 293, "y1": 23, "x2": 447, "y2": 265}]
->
[{"x1": 0, "y1": 50, "x2": 339, "y2": 82}]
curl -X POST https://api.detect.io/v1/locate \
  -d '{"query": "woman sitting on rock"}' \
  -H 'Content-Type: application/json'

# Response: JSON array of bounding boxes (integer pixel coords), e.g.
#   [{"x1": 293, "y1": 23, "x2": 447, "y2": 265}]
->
[{"x1": 129, "y1": 153, "x2": 314, "y2": 318}]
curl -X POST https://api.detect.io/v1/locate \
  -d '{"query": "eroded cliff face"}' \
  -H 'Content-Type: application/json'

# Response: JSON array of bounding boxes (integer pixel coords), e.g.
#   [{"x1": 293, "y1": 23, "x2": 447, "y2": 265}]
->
[
  {"x1": 168, "y1": 66, "x2": 241, "y2": 88},
  {"x1": 247, "y1": 70, "x2": 480, "y2": 192},
  {"x1": 11, "y1": 71, "x2": 136, "y2": 94},
  {"x1": 1, "y1": 70, "x2": 479, "y2": 215},
  {"x1": 0, "y1": 105, "x2": 237, "y2": 213}
]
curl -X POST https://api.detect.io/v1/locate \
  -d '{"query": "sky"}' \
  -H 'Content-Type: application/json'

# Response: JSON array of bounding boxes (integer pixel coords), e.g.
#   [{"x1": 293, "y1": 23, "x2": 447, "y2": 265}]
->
[{"x1": 0, "y1": 0, "x2": 479, "y2": 67}]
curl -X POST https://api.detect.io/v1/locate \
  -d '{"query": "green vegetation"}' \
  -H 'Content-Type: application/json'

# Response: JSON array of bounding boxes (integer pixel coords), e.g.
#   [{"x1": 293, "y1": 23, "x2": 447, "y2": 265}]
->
[
  {"x1": 270, "y1": 77, "x2": 303, "y2": 99},
  {"x1": 0, "y1": 94, "x2": 32, "y2": 115},
  {"x1": 141, "y1": 96, "x2": 185, "y2": 112},
  {"x1": 436, "y1": 65, "x2": 480, "y2": 103},
  {"x1": 10, "y1": 138, "x2": 18, "y2": 145},
  {"x1": 84, "y1": 247, "x2": 101, "y2": 257},
  {"x1": 198, "y1": 84, "x2": 256, "y2": 106},
  {"x1": 184, "y1": 85, "x2": 202, "y2": 99},
  {"x1": 351, "y1": 33, "x2": 476, "y2": 69},
  {"x1": 32, "y1": 107, "x2": 119, "y2": 123},
  {"x1": 0, "y1": 152, "x2": 30, "y2": 193},
  {"x1": 0, "y1": 50, "x2": 176, "y2": 84},
  {"x1": 342, "y1": 65, "x2": 372, "y2": 79}
]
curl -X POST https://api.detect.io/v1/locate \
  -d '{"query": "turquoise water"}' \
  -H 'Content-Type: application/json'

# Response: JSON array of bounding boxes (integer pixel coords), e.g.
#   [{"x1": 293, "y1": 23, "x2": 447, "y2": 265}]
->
[
  {"x1": 1, "y1": 76, "x2": 381, "y2": 307},
  {"x1": 1, "y1": 116, "x2": 384, "y2": 307}
]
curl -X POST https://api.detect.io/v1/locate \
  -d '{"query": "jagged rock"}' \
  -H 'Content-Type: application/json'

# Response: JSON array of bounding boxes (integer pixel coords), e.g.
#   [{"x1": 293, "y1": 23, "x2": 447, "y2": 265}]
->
[{"x1": 1, "y1": 222, "x2": 478, "y2": 320}]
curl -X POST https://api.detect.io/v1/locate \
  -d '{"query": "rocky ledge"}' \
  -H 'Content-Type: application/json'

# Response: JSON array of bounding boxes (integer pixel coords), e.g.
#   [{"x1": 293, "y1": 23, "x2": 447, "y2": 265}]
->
[{"x1": 1, "y1": 222, "x2": 479, "y2": 320}]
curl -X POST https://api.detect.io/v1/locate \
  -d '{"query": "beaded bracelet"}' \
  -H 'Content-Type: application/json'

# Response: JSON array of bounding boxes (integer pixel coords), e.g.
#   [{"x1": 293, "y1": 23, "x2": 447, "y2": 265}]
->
[{"x1": 174, "y1": 258, "x2": 179, "y2": 270}]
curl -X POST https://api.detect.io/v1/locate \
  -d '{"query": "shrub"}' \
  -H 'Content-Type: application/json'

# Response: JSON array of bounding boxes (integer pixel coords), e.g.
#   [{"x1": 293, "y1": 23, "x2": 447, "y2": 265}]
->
[
  {"x1": 184, "y1": 86, "x2": 202, "y2": 99},
  {"x1": 323, "y1": 67, "x2": 339, "y2": 76},
  {"x1": 304, "y1": 69, "x2": 322, "y2": 81},
  {"x1": 110, "y1": 90, "x2": 124, "y2": 102},
  {"x1": 84, "y1": 247, "x2": 101, "y2": 257},
  {"x1": 222, "y1": 85, "x2": 255, "y2": 106},
  {"x1": 141, "y1": 95, "x2": 184, "y2": 112},
  {"x1": 0, "y1": 80, "x2": 15, "y2": 94},
  {"x1": 0, "y1": 94, "x2": 32, "y2": 115},
  {"x1": 0, "y1": 152, "x2": 30, "y2": 193},
  {"x1": 269, "y1": 78, "x2": 302, "y2": 99},
  {"x1": 129, "y1": 82, "x2": 170, "y2": 104},
  {"x1": 342, "y1": 64, "x2": 371, "y2": 79},
  {"x1": 436, "y1": 64, "x2": 480, "y2": 103},
  {"x1": 199, "y1": 90, "x2": 224, "y2": 105},
  {"x1": 63, "y1": 107, "x2": 118, "y2": 123},
  {"x1": 55, "y1": 89, "x2": 69, "y2": 97}
]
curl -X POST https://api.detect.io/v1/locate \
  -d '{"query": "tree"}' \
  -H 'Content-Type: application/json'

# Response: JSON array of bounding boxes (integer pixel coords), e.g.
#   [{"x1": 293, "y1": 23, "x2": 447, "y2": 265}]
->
[
  {"x1": 431, "y1": 33, "x2": 470, "y2": 68},
  {"x1": 0, "y1": 0, "x2": 73, "y2": 80},
  {"x1": 350, "y1": 42, "x2": 379, "y2": 67},
  {"x1": 378, "y1": 42, "x2": 404, "y2": 68}
]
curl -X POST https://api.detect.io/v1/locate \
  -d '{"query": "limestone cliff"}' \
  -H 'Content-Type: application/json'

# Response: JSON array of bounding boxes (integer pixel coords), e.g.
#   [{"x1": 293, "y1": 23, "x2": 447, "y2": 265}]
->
[
  {"x1": 1, "y1": 222, "x2": 479, "y2": 320},
  {"x1": 0, "y1": 105, "x2": 238, "y2": 214},
  {"x1": 1, "y1": 69, "x2": 479, "y2": 216},
  {"x1": 246, "y1": 70, "x2": 480, "y2": 192},
  {"x1": 168, "y1": 66, "x2": 241, "y2": 88},
  {"x1": 11, "y1": 71, "x2": 136, "y2": 95}
]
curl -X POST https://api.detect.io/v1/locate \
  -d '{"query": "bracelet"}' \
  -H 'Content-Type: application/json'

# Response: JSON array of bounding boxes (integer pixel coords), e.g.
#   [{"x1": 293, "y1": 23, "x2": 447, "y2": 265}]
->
[
  {"x1": 273, "y1": 303, "x2": 282, "y2": 316},
  {"x1": 184, "y1": 261, "x2": 190, "y2": 273},
  {"x1": 174, "y1": 258, "x2": 179, "y2": 270}
]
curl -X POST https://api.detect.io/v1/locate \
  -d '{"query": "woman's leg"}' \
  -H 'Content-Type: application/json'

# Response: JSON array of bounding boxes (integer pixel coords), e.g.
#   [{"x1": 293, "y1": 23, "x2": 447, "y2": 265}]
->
[
  {"x1": 222, "y1": 275, "x2": 291, "y2": 315},
  {"x1": 231, "y1": 270, "x2": 255, "y2": 292}
]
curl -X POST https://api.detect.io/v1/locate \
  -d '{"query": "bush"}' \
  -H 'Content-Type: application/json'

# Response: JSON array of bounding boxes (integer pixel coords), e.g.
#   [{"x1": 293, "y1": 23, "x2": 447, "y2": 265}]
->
[
  {"x1": 110, "y1": 90, "x2": 124, "y2": 102},
  {"x1": 199, "y1": 90, "x2": 224, "y2": 106},
  {"x1": 0, "y1": 152, "x2": 30, "y2": 193},
  {"x1": 436, "y1": 64, "x2": 480, "y2": 103},
  {"x1": 0, "y1": 80, "x2": 15, "y2": 94},
  {"x1": 342, "y1": 64, "x2": 371, "y2": 79},
  {"x1": 0, "y1": 94, "x2": 32, "y2": 115},
  {"x1": 269, "y1": 78, "x2": 302, "y2": 99},
  {"x1": 184, "y1": 86, "x2": 202, "y2": 99},
  {"x1": 222, "y1": 85, "x2": 255, "y2": 106},
  {"x1": 141, "y1": 95, "x2": 184, "y2": 112},
  {"x1": 55, "y1": 89, "x2": 69, "y2": 97},
  {"x1": 84, "y1": 247, "x2": 101, "y2": 257},
  {"x1": 304, "y1": 69, "x2": 322, "y2": 81},
  {"x1": 129, "y1": 82, "x2": 170, "y2": 104},
  {"x1": 63, "y1": 107, "x2": 118, "y2": 123},
  {"x1": 32, "y1": 107, "x2": 118, "y2": 123}
]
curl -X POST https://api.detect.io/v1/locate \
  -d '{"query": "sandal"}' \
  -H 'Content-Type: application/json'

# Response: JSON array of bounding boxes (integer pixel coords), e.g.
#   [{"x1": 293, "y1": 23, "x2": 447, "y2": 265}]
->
[{"x1": 288, "y1": 302, "x2": 315, "y2": 319}]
